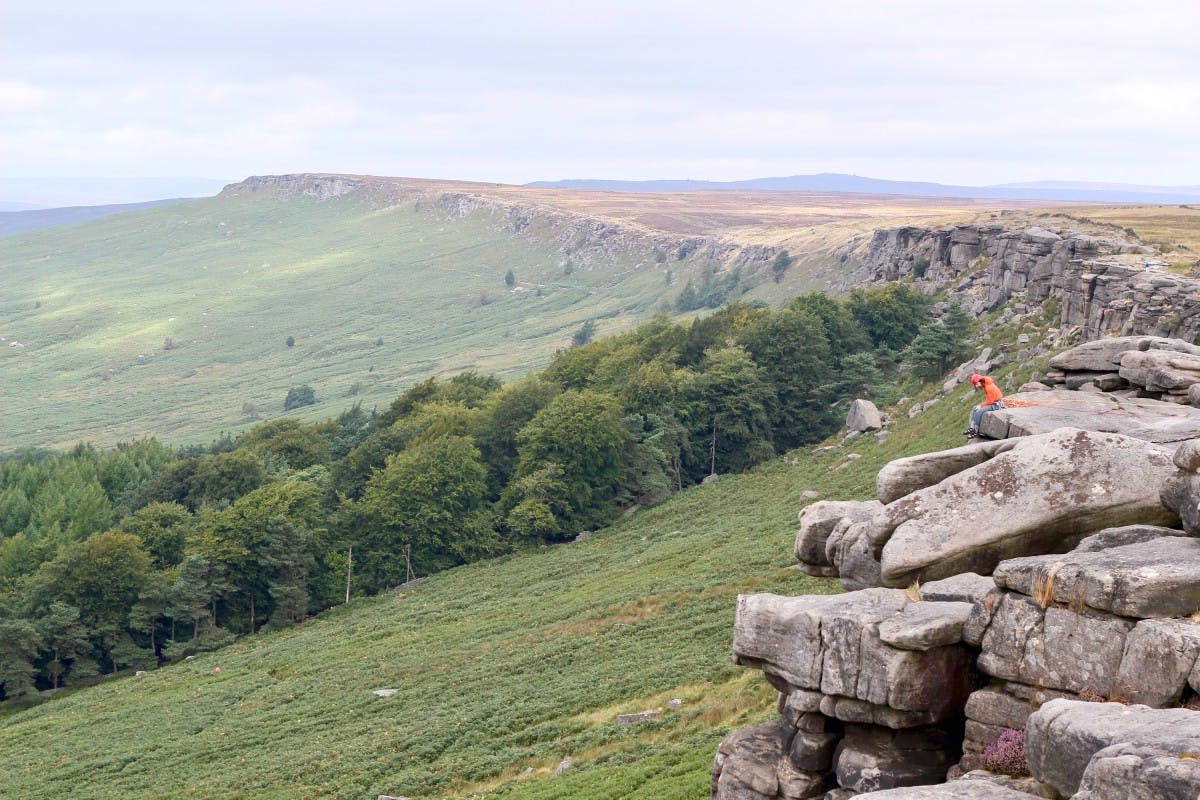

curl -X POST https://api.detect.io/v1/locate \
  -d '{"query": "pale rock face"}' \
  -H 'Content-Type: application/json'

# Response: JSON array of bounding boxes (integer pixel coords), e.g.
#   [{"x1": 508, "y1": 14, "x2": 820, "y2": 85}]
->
[
  {"x1": 874, "y1": 439, "x2": 1018, "y2": 505},
  {"x1": 1025, "y1": 699, "x2": 1200, "y2": 799},
  {"x1": 1049, "y1": 336, "x2": 1200, "y2": 372},
  {"x1": 978, "y1": 390, "x2": 1200, "y2": 443},
  {"x1": 992, "y1": 538, "x2": 1200, "y2": 618},
  {"x1": 839, "y1": 782, "x2": 1036, "y2": 799},
  {"x1": 877, "y1": 428, "x2": 1179, "y2": 586},
  {"x1": 732, "y1": 591, "x2": 975, "y2": 726},
  {"x1": 1119, "y1": 348, "x2": 1200, "y2": 391}
]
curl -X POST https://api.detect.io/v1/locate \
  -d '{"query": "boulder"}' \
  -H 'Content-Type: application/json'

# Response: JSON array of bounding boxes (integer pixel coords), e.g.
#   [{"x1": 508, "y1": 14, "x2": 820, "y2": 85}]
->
[
  {"x1": 795, "y1": 500, "x2": 881, "y2": 574},
  {"x1": 1114, "y1": 619, "x2": 1200, "y2": 706},
  {"x1": 847, "y1": 399, "x2": 883, "y2": 432},
  {"x1": 1017, "y1": 381, "x2": 1050, "y2": 393},
  {"x1": 1161, "y1": 471, "x2": 1200, "y2": 534},
  {"x1": 1069, "y1": 524, "x2": 1186, "y2": 553},
  {"x1": 1048, "y1": 336, "x2": 1200, "y2": 373},
  {"x1": 1173, "y1": 439, "x2": 1200, "y2": 472},
  {"x1": 1120, "y1": 349, "x2": 1200, "y2": 391},
  {"x1": 825, "y1": 520, "x2": 883, "y2": 591},
  {"x1": 992, "y1": 538, "x2": 1200, "y2": 618},
  {"x1": 877, "y1": 428, "x2": 1179, "y2": 587},
  {"x1": 978, "y1": 390, "x2": 1200, "y2": 443},
  {"x1": 876, "y1": 601, "x2": 973, "y2": 651},
  {"x1": 874, "y1": 439, "x2": 1018, "y2": 505},
  {"x1": 844, "y1": 782, "x2": 1033, "y2": 799},
  {"x1": 1025, "y1": 699, "x2": 1200, "y2": 799},
  {"x1": 917, "y1": 572, "x2": 996, "y2": 604},
  {"x1": 733, "y1": 590, "x2": 975, "y2": 726},
  {"x1": 1189, "y1": 382, "x2": 1200, "y2": 407},
  {"x1": 832, "y1": 724, "x2": 958, "y2": 794}
]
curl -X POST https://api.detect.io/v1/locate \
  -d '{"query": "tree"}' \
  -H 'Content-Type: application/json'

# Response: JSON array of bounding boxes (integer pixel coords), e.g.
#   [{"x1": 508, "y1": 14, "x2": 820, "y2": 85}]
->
[
  {"x1": 129, "y1": 569, "x2": 174, "y2": 658},
  {"x1": 504, "y1": 268, "x2": 516, "y2": 288},
  {"x1": 283, "y1": 385, "x2": 316, "y2": 411},
  {"x1": 37, "y1": 602, "x2": 97, "y2": 689},
  {"x1": 571, "y1": 320, "x2": 597, "y2": 348},
  {"x1": 903, "y1": 320, "x2": 971, "y2": 380},
  {"x1": 684, "y1": 346, "x2": 775, "y2": 476},
  {"x1": 476, "y1": 376, "x2": 560, "y2": 495},
  {"x1": 771, "y1": 250, "x2": 792, "y2": 282},
  {"x1": 502, "y1": 464, "x2": 573, "y2": 540},
  {"x1": 0, "y1": 616, "x2": 41, "y2": 699},
  {"x1": 846, "y1": 283, "x2": 932, "y2": 350},
  {"x1": 285, "y1": 336, "x2": 296, "y2": 348},
  {"x1": 355, "y1": 436, "x2": 492, "y2": 589},
  {"x1": 120, "y1": 502, "x2": 192, "y2": 568},
  {"x1": 738, "y1": 308, "x2": 836, "y2": 449},
  {"x1": 509, "y1": 390, "x2": 628, "y2": 533}
]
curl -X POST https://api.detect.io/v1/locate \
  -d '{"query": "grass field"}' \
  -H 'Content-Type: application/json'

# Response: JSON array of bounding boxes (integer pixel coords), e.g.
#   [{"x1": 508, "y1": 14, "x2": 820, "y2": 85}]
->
[
  {"x1": 0, "y1": 371, "x2": 986, "y2": 800},
  {"x1": 0, "y1": 186, "x2": 694, "y2": 449}
]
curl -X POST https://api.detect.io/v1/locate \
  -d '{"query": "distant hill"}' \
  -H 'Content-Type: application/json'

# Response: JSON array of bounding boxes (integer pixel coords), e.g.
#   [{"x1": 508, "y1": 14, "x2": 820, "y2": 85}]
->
[
  {"x1": 0, "y1": 198, "x2": 191, "y2": 238},
  {"x1": 528, "y1": 173, "x2": 1200, "y2": 204}
]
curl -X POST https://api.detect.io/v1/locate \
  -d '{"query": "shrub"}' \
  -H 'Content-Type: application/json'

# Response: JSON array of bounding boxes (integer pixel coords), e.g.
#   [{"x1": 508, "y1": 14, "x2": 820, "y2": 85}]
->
[
  {"x1": 982, "y1": 729, "x2": 1029, "y2": 776},
  {"x1": 285, "y1": 336, "x2": 295, "y2": 348},
  {"x1": 283, "y1": 385, "x2": 316, "y2": 411}
]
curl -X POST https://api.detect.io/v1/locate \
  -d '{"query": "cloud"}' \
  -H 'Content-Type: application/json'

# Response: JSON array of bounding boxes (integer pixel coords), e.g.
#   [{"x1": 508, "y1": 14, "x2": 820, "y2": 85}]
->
[{"x1": 1, "y1": 1, "x2": 1199, "y2": 187}]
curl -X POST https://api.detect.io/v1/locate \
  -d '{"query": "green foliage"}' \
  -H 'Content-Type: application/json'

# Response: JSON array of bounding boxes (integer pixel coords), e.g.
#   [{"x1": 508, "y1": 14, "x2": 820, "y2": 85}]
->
[
  {"x1": 674, "y1": 264, "x2": 748, "y2": 312},
  {"x1": 118, "y1": 502, "x2": 192, "y2": 568},
  {"x1": 505, "y1": 268, "x2": 516, "y2": 288},
  {"x1": 571, "y1": 319, "x2": 597, "y2": 348},
  {"x1": 509, "y1": 390, "x2": 628, "y2": 535},
  {"x1": 846, "y1": 283, "x2": 932, "y2": 350},
  {"x1": 282, "y1": 384, "x2": 316, "y2": 411},
  {"x1": 354, "y1": 436, "x2": 493, "y2": 589},
  {"x1": 902, "y1": 307, "x2": 973, "y2": 380},
  {"x1": 771, "y1": 249, "x2": 792, "y2": 282}
]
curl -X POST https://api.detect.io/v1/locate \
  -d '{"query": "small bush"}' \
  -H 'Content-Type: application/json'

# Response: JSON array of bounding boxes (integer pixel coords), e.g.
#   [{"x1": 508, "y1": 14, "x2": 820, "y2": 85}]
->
[
  {"x1": 982, "y1": 728, "x2": 1029, "y2": 776},
  {"x1": 283, "y1": 385, "x2": 316, "y2": 411},
  {"x1": 285, "y1": 336, "x2": 295, "y2": 348}
]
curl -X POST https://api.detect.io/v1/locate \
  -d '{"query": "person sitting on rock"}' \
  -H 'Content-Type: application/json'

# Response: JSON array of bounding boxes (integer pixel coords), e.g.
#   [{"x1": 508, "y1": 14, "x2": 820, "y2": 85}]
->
[{"x1": 966, "y1": 373, "x2": 1005, "y2": 437}]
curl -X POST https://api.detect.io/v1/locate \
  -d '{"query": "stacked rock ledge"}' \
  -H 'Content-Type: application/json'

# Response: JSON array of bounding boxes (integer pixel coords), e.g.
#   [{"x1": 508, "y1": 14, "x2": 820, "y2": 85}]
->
[{"x1": 715, "y1": 346, "x2": 1200, "y2": 798}]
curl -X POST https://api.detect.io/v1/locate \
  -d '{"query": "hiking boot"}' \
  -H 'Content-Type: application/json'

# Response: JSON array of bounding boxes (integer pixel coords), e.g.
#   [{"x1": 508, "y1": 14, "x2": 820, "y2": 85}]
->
[{"x1": 964, "y1": 427, "x2": 979, "y2": 438}]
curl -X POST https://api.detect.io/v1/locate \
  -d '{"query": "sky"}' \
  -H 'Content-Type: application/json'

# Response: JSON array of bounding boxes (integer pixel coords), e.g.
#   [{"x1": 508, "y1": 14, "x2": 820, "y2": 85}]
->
[{"x1": 2, "y1": 0, "x2": 1199, "y2": 202}]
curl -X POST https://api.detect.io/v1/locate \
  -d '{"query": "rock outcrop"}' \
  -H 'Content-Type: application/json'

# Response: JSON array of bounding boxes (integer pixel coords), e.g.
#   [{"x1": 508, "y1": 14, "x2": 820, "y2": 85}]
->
[
  {"x1": 715, "y1": 351, "x2": 1200, "y2": 798},
  {"x1": 844, "y1": 223, "x2": 1196, "y2": 342}
]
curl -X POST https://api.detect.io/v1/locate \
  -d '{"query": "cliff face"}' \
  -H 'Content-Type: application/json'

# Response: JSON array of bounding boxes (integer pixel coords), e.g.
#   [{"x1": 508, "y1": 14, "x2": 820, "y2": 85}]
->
[
  {"x1": 845, "y1": 223, "x2": 1200, "y2": 342},
  {"x1": 221, "y1": 174, "x2": 783, "y2": 276}
]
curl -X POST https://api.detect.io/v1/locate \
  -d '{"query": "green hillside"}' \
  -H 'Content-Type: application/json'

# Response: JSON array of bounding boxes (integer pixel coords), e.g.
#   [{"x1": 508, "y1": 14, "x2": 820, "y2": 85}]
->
[
  {"x1": 0, "y1": 383, "x2": 978, "y2": 800},
  {"x1": 0, "y1": 182, "x2": 757, "y2": 451}
]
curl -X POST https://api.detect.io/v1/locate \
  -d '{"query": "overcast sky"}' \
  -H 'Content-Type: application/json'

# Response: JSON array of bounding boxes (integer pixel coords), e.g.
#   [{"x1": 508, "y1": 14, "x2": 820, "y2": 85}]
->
[{"x1": 3, "y1": 0, "x2": 1199, "y2": 194}]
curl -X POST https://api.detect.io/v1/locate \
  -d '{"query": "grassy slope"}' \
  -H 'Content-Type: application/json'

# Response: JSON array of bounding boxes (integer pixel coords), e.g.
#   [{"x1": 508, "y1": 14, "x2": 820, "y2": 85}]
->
[
  {"x1": 0, "y1": 189, "x2": 694, "y2": 450},
  {"x1": 0, "y1": 380, "x2": 980, "y2": 800}
]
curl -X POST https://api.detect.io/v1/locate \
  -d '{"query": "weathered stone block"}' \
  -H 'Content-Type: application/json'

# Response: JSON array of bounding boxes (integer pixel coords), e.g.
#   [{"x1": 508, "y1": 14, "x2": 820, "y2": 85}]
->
[
  {"x1": 796, "y1": 500, "x2": 881, "y2": 572},
  {"x1": 879, "y1": 429, "x2": 1179, "y2": 587},
  {"x1": 1115, "y1": 619, "x2": 1200, "y2": 706},
  {"x1": 876, "y1": 601, "x2": 973, "y2": 651},
  {"x1": 1026, "y1": 699, "x2": 1200, "y2": 798},
  {"x1": 993, "y1": 538, "x2": 1200, "y2": 618}
]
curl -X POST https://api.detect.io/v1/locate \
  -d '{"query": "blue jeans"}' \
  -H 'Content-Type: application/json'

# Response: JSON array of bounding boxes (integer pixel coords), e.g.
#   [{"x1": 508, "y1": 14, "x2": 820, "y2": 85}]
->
[{"x1": 971, "y1": 400, "x2": 1004, "y2": 429}]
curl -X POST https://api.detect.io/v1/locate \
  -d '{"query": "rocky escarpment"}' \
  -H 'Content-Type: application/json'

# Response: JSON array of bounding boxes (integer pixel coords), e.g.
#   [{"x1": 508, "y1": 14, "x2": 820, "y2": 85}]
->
[
  {"x1": 715, "y1": 335, "x2": 1200, "y2": 800},
  {"x1": 840, "y1": 222, "x2": 1200, "y2": 342},
  {"x1": 222, "y1": 174, "x2": 789, "y2": 279}
]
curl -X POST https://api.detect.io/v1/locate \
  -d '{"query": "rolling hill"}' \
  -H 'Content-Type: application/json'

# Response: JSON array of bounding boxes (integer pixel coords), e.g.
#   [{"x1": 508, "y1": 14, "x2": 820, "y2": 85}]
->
[{"x1": 0, "y1": 174, "x2": 1009, "y2": 451}]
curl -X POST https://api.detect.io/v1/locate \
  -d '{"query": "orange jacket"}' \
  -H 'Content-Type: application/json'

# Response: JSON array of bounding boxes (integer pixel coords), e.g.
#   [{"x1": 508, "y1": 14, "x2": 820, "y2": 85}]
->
[{"x1": 976, "y1": 376, "x2": 1003, "y2": 406}]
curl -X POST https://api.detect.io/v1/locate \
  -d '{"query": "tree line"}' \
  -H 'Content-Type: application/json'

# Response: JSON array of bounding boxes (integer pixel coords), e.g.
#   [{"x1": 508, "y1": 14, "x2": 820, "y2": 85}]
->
[{"x1": 0, "y1": 284, "x2": 968, "y2": 700}]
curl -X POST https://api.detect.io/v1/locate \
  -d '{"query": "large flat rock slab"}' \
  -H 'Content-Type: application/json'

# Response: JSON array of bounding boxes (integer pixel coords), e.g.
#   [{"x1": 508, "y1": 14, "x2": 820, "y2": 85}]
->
[
  {"x1": 874, "y1": 439, "x2": 1018, "y2": 505},
  {"x1": 1049, "y1": 335, "x2": 1200, "y2": 372},
  {"x1": 849, "y1": 783, "x2": 1034, "y2": 799},
  {"x1": 733, "y1": 590, "x2": 975, "y2": 726},
  {"x1": 878, "y1": 428, "x2": 1179, "y2": 587},
  {"x1": 978, "y1": 390, "x2": 1200, "y2": 443},
  {"x1": 1026, "y1": 699, "x2": 1200, "y2": 799},
  {"x1": 992, "y1": 537, "x2": 1200, "y2": 618}
]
